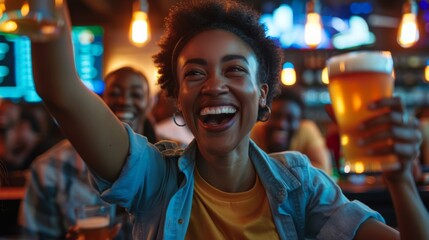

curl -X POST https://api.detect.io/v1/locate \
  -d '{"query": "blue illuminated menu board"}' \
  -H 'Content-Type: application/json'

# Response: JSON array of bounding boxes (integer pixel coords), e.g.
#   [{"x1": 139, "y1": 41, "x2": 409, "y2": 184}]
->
[{"x1": 0, "y1": 26, "x2": 104, "y2": 102}]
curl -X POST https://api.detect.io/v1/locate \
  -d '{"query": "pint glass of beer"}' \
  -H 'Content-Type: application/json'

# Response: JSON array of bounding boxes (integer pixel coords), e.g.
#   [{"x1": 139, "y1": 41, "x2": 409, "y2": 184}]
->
[
  {"x1": 327, "y1": 51, "x2": 396, "y2": 174},
  {"x1": 75, "y1": 204, "x2": 113, "y2": 240},
  {"x1": 0, "y1": 0, "x2": 64, "y2": 41}
]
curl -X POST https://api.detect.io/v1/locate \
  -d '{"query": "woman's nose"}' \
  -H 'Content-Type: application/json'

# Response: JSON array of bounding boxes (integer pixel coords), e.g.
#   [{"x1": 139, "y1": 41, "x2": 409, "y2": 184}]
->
[
  {"x1": 201, "y1": 73, "x2": 228, "y2": 96},
  {"x1": 118, "y1": 94, "x2": 132, "y2": 105}
]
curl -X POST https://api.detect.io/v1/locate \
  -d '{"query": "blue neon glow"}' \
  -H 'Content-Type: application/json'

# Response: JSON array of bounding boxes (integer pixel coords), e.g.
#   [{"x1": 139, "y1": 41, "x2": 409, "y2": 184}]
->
[
  {"x1": 420, "y1": 0, "x2": 429, "y2": 11},
  {"x1": 350, "y1": 2, "x2": 373, "y2": 15},
  {"x1": 332, "y1": 16, "x2": 375, "y2": 49},
  {"x1": 262, "y1": 3, "x2": 376, "y2": 50},
  {"x1": 0, "y1": 26, "x2": 104, "y2": 102},
  {"x1": 283, "y1": 62, "x2": 294, "y2": 69}
]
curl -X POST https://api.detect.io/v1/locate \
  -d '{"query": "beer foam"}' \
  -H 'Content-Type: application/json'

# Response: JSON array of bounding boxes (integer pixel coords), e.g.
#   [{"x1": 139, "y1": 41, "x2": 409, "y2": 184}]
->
[
  {"x1": 327, "y1": 51, "x2": 393, "y2": 77},
  {"x1": 77, "y1": 216, "x2": 109, "y2": 229}
]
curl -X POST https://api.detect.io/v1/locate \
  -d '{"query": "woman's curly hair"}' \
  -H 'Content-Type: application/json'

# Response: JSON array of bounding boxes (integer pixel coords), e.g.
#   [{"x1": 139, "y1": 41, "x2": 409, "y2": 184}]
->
[{"x1": 153, "y1": 0, "x2": 283, "y2": 119}]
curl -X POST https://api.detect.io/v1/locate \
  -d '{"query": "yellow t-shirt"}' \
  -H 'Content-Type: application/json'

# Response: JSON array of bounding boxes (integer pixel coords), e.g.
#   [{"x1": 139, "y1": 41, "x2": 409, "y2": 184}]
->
[{"x1": 185, "y1": 169, "x2": 279, "y2": 239}]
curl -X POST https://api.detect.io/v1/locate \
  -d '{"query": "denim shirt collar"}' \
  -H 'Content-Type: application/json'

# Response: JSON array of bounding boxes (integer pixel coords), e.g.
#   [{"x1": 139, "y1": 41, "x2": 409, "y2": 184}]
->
[
  {"x1": 248, "y1": 140, "x2": 302, "y2": 202},
  {"x1": 176, "y1": 139, "x2": 302, "y2": 201}
]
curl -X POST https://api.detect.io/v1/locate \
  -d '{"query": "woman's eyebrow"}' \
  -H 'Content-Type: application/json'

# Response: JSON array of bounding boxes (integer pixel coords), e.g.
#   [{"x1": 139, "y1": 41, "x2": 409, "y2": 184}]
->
[
  {"x1": 184, "y1": 58, "x2": 207, "y2": 66},
  {"x1": 182, "y1": 55, "x2": 248, "y2": 67},
  {"x1": 221, "y1": 55, "x2": 248, "y2": 64}
]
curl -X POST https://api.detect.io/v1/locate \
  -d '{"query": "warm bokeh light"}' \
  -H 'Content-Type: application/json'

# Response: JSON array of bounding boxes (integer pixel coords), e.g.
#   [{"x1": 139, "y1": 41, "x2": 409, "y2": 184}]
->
[
  {"x1": 21, "y1": 2, "x2": 30, "y2": 17},
  {"x1": 305, "y1": 12, "x2": 322, "y2": 48},
  {"x1": 281, "y1": 62, "x2": 296, "y2": 86},
  {"x1": 425, "y1": 64, "x2": 429, "y2": 82},
  {"x1": 398, "y1": 1, "x2": 419, "y2": 48},
  {"x1": 398, "y1": 13, "x2": 419, "y2": 48},
  {"x1": 129, "y1": 11, "x2": 151, "y2": 47},
  {"x1": 354, "y1": 162, "x2": 364, "y2": 174},
  {"x1": 341, "y1": 135, "x2": 349, "y2": 146},
  {"x1": 321, "y1": 67, "x2": 329, "y2": 84},
  {"x1": 41, "y1": 25, "x2": 57, "y2": 35},
  {"x1": 0, "y1": 3, "x2": 5, "y2": 18},
  {"x1": 343, "y1": 164, "x2": 351, "y2": 173},
  {"x1": 1, "y1": 21, "x2": 18, "y2": 32}
]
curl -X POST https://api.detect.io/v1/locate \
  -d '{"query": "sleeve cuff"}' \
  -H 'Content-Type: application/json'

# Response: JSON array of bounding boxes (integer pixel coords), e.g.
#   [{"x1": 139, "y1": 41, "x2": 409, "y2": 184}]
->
[{"x1": 317, "y1": 200, "x2": 385, "y2": 240}]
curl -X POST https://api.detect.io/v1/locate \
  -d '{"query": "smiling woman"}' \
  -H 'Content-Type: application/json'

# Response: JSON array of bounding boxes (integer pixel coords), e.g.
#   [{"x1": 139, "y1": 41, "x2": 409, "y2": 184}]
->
[
  {"x1": 102, "y1": 66, "x2": 155, "y2": 141},
  {"x1": 29, "y1": 0, "x2": 429, "y2": 239},
  {"x1": 174, "y1": 30, "x2": 263, "y2": 155}
]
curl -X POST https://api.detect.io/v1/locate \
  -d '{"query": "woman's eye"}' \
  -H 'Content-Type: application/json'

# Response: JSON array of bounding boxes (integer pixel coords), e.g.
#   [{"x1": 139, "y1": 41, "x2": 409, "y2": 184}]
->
[
  {"x1": 132, "y1": 92, "x2": 144, "y2": 99},
  {"x1": 225, "y1": 65, "x2": 248, "y2": 76},
  {"x1": 184, "y1": 70, "x2": 205, "y2": 81},
  {"x1": 184, "y1": 70, "x2": 203, "y2": 76},
  {"x1": 108, "y1": 91, "x2": 120, "y2": 97},
  {"x1": 229, "y1": 66, "x2": 246, "y2": 72}
]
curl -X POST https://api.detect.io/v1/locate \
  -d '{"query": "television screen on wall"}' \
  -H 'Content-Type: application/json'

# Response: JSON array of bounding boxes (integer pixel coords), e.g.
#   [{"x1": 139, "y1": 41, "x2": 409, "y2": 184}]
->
[
  {"x1": 0, "y1": 25, "x2": 104, "y2": 102},
  {"x1": 259, "y1": 0, "x2": 429, "y2": 50}
]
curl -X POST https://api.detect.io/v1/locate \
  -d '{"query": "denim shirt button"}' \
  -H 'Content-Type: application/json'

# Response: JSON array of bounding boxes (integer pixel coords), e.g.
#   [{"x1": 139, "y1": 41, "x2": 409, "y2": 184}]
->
[{"x1": 178, "y1": 218, "x2": 184, "y2": 224}]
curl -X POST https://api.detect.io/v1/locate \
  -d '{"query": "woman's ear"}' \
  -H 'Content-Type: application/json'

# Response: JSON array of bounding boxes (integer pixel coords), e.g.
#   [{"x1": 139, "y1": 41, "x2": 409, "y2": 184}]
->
[
  {"x1": 259, "y1": 84, "x2": 269, "y2": 107},
  {"x1": 176, "y1": 100, "x2": 182, "y2": 112}
]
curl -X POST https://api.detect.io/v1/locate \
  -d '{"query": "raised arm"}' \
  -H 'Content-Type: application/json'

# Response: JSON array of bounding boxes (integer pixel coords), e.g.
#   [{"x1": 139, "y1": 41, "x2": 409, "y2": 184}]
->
[
  {"x1": 355, "y1": 97, "x2": 429, "y2": 240},
  {"x1": 31, "y1": 2, "x2": 128, "y2": 182}
]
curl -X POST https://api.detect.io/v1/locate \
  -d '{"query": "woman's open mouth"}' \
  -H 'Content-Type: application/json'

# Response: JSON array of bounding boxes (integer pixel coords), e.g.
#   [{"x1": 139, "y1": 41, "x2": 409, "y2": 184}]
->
[
  {"x1": 114, "y1": 111, "x2": 135, "y2": 122},
  {"x1": 199, "y1": 105, "x2": 237, "y2": 129}
]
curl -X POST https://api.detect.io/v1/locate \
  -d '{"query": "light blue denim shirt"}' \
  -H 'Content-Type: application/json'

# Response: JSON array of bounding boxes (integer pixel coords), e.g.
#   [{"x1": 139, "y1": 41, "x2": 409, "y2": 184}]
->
[{"x1": 90, "y1": 125, "x2": 384, "y2": 239}]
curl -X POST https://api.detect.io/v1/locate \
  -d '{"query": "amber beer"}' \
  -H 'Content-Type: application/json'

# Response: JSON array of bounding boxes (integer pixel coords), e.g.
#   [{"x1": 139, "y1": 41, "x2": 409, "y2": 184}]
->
[
  {"x1": 0, "y1": 0, "x2": 64, "y2": 41},
  {"x1": 77, "y1": 216, "x2": 110, "y2": 240},
  {"x1": 75, "y1": 204, "x2": 113, "y2": 240},
  {"x1": 327, "y1": 51, "x2": 397, "y2": 173}
]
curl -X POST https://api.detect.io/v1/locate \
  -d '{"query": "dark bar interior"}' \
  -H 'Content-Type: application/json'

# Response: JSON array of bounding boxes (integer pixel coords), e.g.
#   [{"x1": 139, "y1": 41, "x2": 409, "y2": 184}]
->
[{"x1": 0, "y1": 0, "x2": 429, "y2": 239}]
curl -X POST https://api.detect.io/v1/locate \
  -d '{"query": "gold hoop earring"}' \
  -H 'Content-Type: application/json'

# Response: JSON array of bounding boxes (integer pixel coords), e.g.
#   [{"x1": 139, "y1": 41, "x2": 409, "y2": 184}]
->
[
  {"x1": 258, "y1": 106, "x2": 271, "y2": 122},
  {"x1": 173, "y1": 111, "x2": 186, "y2": 127}
]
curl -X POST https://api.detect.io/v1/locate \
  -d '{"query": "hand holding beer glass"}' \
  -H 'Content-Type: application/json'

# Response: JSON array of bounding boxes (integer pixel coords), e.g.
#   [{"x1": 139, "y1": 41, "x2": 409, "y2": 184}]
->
[
  {"x1": 74, "y1": 204, "x2": 114, "y2": 240},
  {"x1": 0, "y1": 0, "x2": 64, "y2": 41},
  {"x1": 327, "y1": 51, "x2": 397, "y2": 174}
]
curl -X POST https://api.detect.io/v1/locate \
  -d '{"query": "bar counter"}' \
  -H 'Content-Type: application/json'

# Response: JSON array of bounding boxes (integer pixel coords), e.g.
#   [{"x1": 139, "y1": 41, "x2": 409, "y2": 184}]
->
[{"x1": 338, "y1": 174, "x2": 429, "y2": 227}]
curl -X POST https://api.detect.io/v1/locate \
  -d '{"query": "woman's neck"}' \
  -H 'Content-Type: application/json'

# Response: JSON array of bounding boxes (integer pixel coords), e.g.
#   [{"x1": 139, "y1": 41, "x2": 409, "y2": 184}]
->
[{"x1": 195, "y1": 145, "x2": 256, "y2": 193}]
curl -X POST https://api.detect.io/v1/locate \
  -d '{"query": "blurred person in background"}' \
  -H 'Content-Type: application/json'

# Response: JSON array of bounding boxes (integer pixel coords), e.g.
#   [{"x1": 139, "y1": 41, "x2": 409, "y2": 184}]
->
[
  {"x1": 151, "y1": 91, "x2": 194, "y2": 147},
  {"x1": 0, "y1": 99, "x2": 14, "y2": 185},
  {"x1": 0, "y1": 99, "x2": 22, "y2": 168},
  {"x1": 0, "y1": 99, "x2": 21, "y2": 132},
  {"x1": 251, "y1": 86, "x2": 332, "y2": 174},
  {"x1": 19, "y1": 66, "x2": 156, "y2": 239},
  {"x1": 0, "y1": 101, "x2": 62, "y2": 172}
]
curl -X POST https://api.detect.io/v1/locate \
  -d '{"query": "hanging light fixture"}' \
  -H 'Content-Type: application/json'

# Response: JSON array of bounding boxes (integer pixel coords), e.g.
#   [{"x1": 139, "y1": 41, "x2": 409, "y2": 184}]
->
[
  {"x1": 304, "y1": 0, "x2": 323, "y2": 48},
  {"x1": 129, "y1": 0, "x2": 151, "y2": 47},
  {"x1": 397, "y1": 0, "x2": 419, "y2": 48}
]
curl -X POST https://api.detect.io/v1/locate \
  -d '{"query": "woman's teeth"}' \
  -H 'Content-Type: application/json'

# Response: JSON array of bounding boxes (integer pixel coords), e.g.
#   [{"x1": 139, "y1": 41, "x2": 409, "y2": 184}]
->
[
  {"x1": 115, "y1": 112, "x2": 134, "y2": 120},
  {"x1": 200, "y1": 106, "x2": 237, "y2": 116},
  {"x1": 199, "y1": 106, "x2": 237, "y2": 125}
]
